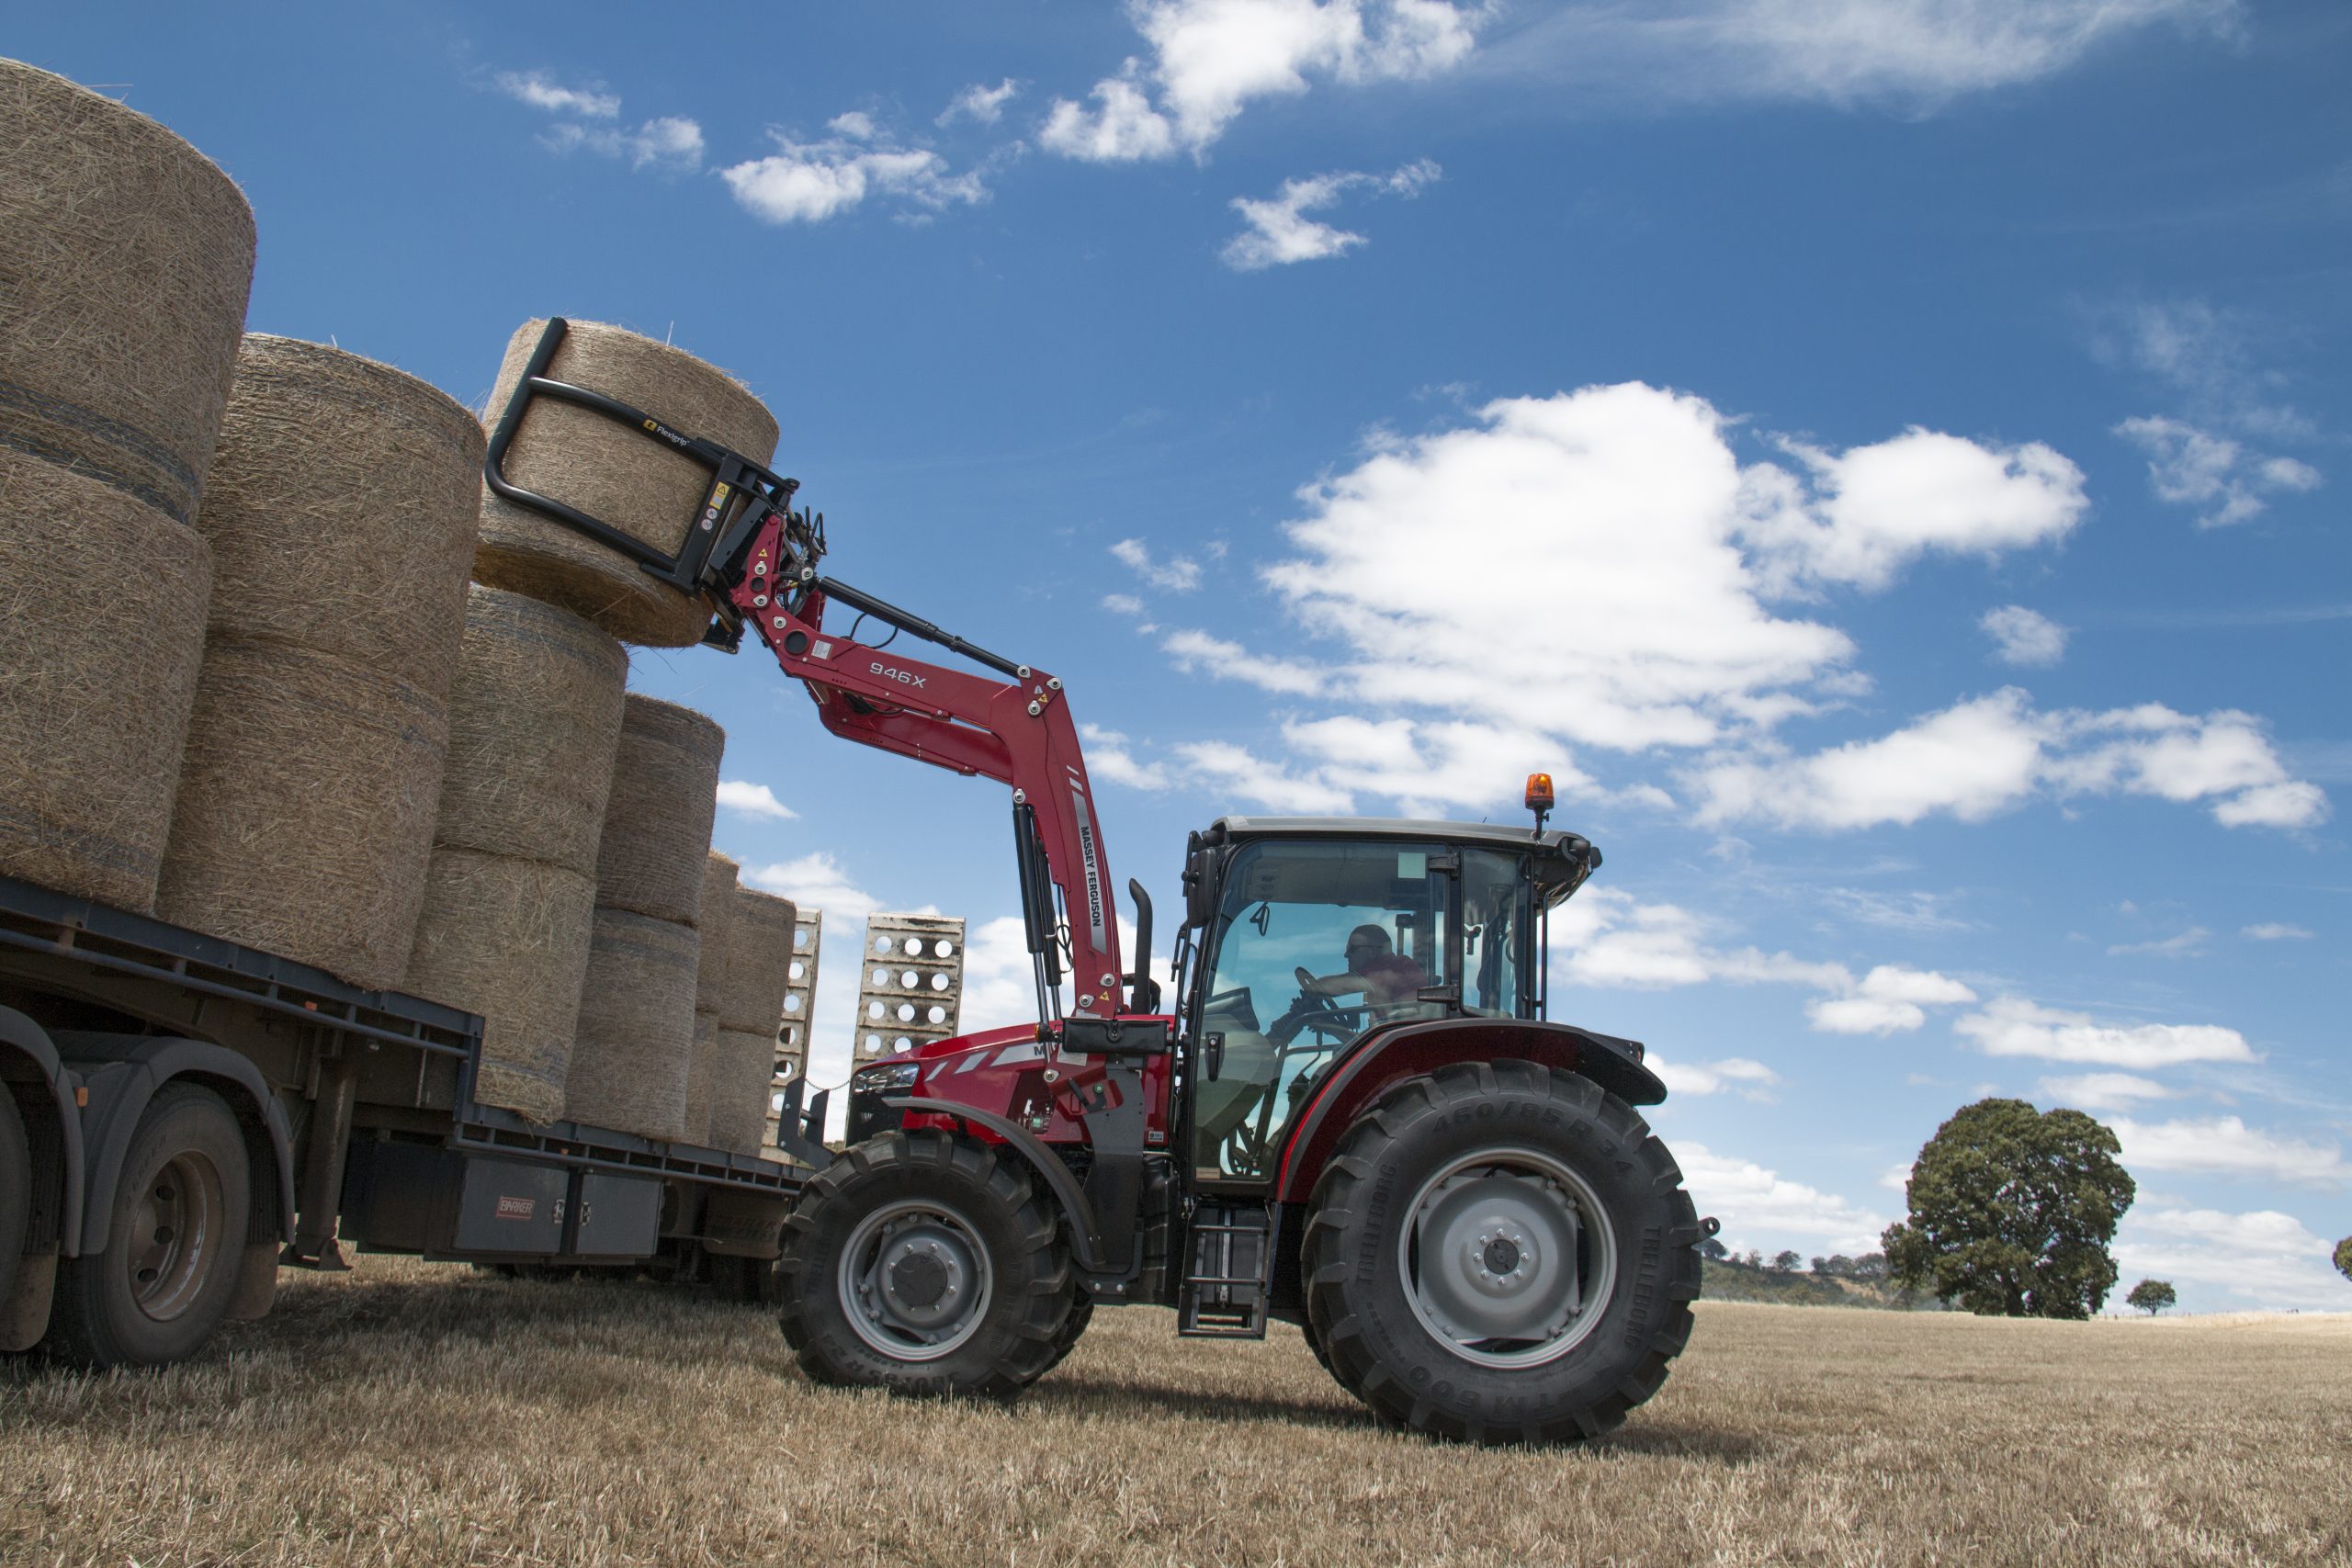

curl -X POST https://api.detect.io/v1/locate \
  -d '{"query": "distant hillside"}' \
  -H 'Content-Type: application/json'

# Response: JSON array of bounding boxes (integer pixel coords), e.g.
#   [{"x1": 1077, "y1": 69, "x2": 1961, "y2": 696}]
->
[{"x1": 1701, "y1": 1257, "x2": 1940, "y2": 1310}]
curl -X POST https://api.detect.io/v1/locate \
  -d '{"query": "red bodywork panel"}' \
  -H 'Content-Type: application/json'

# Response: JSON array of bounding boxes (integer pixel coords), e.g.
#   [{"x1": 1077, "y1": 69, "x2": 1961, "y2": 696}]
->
[{"x1": 890, "y1": 1021, "x2": 1176, "y2": 1149}]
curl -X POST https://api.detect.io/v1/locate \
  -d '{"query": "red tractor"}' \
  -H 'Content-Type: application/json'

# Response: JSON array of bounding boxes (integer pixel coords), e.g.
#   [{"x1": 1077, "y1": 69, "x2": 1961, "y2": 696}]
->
[{"x1": 488, "y1": 321, "x2": 1707, "y2": 1443}]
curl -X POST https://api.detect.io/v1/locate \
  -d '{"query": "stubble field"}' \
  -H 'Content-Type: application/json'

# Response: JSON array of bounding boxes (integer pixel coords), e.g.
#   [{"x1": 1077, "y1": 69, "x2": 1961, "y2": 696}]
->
[{"x1": 4, "y1": 1257, "x2": 2347, "y2": 1567}]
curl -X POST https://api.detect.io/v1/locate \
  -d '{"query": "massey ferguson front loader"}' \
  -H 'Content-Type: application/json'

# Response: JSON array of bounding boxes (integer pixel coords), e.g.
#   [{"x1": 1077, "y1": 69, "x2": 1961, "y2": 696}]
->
[{"x1": 483, "y1": 319, "x2": 1710, "y2": 1444}]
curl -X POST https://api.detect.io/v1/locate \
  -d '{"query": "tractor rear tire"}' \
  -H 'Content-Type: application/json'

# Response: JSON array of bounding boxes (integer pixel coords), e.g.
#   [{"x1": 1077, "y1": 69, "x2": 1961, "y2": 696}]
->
[
  {"x1": 1302, "y1": 1061, "x2": 1699, "y2": 1445},
  {"x1": 0, "y1": 1089, "x2": 28, "y2": 1312},
  {"x1": 778, "y1": 1130, "x2": 1074, "y2": 1400},
  {"x1": 43, "y1": 1084, "x2": 252, "y2": 1369}
]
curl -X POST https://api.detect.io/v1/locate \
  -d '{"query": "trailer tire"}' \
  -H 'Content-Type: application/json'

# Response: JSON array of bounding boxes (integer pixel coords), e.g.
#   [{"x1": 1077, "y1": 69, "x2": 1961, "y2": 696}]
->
[
  {"x1": 778, "y1": 1130, "x2": 1073, "y2": 1400},
  {"x1": 1302, "y1": 1061, "x2": 1699, "y2": 1445},
  {"x1": 43, "y1": 1084, "x2": 252, "y2": 1369},
  {"x1": 0, "y1": 1090, "x2": 28, "y2": 1311}
]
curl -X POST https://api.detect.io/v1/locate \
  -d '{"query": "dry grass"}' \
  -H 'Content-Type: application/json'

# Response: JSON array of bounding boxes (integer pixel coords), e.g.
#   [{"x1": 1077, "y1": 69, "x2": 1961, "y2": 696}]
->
[{"x1": 5, "y1": 1258, "x2": 2346, "y2": 1567}]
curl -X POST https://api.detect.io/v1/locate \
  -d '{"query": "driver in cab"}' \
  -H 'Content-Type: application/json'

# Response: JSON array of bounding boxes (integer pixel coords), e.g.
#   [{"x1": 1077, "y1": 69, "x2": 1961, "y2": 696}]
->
[{"x1": 1306, "y1": 923, "x2": 1425, "y2": 1010}]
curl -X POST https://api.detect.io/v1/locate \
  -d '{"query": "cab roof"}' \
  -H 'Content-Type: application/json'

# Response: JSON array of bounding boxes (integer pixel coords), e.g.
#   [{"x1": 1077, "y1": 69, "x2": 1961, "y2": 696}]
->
[{"x1": 1206, "y1": 816, "x2": 1600, "y2": 876}]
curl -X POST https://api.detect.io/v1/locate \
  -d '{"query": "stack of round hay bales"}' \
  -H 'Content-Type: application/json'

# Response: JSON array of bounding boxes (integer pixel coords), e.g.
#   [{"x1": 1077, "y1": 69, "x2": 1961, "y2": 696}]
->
[
  {"x1": 403, "y1": 584, "x2": 627, "y2": 1122},
  {"x1": 0, "y1": 62, "x2": 252, "y2": 912},
  {"x1": 710, "y1": 886, "x2": 797, "y2": 1156},
  {"x1": 154, "y1": 337, "x2": 480, "y2": 988},
  {"x1": 681, "y1": 852, "x2": 740, "y2": 1145},
  {"x1": 475, "y1": 319, "x2": 779, "y2": 647},
  {"x1": 562, "y1": 695, "x2": 725, "y2": 1142}
]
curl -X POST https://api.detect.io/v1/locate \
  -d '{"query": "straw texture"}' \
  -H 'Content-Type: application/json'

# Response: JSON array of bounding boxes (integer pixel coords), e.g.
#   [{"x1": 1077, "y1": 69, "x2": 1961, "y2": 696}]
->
[
  {"x1": 193, "y1": 335, "x2": 481, "y2": 690},
  {"x1": 682, "y1": 1012, "x2": 720, "y2": 1147},
  {"x1": 432, "y1": 585, "x2": 627, "y2": 875},
  {"x1": 708, "y1": 1028, "x2": 775, "y2": 1156},
  {"x1": 564, "y1": 908, "x2": 699, "y2": 1142},
  {"x1": 0, "y1": 60, "x2": 254, "y2": 525},
  {"x1": 0, "y1": 451, "x2": 210, "y2": 910},
  {"x1": 156, "y1": 637, "x2": 447, "y2": 988},
  {"x1": 474, "y1": 318, "x2": 778, "y2": 646},
  {"x1": 717, "y1": 888, "x2": 797, "y2": 1033},
  {"x1": 402, "y1": 848, "x2": 596, "y2": 1123},
  {"x1": 594, "y1": 694, "x2": 724, "y2": 925},
  {"x1": 693, "y1": 852, "x2": 739, "y2": 1009}
]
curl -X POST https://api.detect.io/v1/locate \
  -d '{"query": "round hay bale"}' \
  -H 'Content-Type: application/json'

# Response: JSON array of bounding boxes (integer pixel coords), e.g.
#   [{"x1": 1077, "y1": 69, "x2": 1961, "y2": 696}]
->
[
  {"x1": 193, "y1": 335, "x2": 482, "y2": 691},
  {"x1": 0, "y1": 451, "x2": 209, "y2": 910},
  {"x1": 564, "y1": 908, "x2": 698, "y2": 1142},
  {"x1": 474, "y1": 318, "x2": 779, "y2": 647},
  {"x1": 155, "y1": 637, "x2": 447, "y2": 989},
  {"x1": 594, "y1": 694, "x2": 724, "y2": 925},
  {"x1": 403, "y1": 848, "x2": 595, "y2": 1124},
  {"x1": 0, "y1": 61, "x2": 254, "y2": 526},
  {"x1": 683, "y1": 1011, "x2": 720, "y2": 1146},
  {"x1": 433, "y1": 584, "x2": 627, "y2": 876},
  {"x1": 718, "y1": 888, "x2": 797, "y2": 1034},
  {"x1": 694, "y1": 852, "x2": 739, "y2": 1011},
  {"x1": 708, "y1": 1027, "x2": 775, "y2": 1157}
]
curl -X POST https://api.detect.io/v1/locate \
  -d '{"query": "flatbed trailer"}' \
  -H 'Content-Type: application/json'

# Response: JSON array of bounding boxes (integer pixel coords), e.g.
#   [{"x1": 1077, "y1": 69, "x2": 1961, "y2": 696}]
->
[{"x1": 0, "y1": 872, "x2": 819, "y2": 1367}]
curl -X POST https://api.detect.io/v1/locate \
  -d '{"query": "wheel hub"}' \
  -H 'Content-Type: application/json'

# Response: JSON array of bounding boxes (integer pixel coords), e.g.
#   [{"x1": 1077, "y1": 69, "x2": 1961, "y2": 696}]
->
[
  {"x1": 838, "y1": 1201, "x2": 993, "y2": 1361},
  {"x1": 1399, "y1": 1151, "x2": 1617, "y2": 1370},
  {"x1": 126, "y1": 1150, "x2": 224, "y2": 1323}
]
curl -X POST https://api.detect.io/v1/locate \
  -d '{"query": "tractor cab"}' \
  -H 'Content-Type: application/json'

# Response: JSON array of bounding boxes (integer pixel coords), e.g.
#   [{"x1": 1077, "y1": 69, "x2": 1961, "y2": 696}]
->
[{"x1": 1172, "y1": 817, "x2": 1599, "y2": 1187}]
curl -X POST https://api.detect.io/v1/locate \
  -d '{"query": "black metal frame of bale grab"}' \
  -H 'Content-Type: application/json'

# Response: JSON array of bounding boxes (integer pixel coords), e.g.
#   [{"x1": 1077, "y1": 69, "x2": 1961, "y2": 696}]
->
[{"x1": 0, "y1": 874, "x2": 817, "y2": 1285}]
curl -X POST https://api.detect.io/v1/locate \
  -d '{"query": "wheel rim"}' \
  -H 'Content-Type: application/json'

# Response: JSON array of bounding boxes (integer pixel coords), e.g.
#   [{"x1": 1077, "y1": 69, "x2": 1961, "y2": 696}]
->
[
  {"x1": 128, "y1": 1149, "x2": 226, "y2": 1323},
  {"x1": 1398, "y1": 1147, "x2": 1617, "y2": 1369},
  {"x1": 837, "y1": 1199, "x2": 994, "y2": 1361}
]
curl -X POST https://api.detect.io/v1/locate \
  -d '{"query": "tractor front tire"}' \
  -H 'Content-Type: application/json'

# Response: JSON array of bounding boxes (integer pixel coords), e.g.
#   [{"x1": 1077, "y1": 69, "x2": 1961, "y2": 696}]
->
[
  {"x1": 1303, "y1": 1061, "x2": 1700, "y2": 1445},
  {"x1": 778, "y1": 1130, "x2": 1074, "y2": 1400}
]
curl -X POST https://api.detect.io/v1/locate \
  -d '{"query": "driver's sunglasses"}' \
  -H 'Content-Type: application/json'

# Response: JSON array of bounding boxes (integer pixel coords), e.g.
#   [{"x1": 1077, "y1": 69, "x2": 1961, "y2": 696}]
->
[{"x1": 1345, "y1": 940, "x2": 1387, "y2": 956}]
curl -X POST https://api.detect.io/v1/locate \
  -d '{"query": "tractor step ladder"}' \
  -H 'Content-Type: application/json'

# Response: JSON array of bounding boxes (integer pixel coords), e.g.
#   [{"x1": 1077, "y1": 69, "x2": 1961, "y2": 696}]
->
[{"x1": 1177, "y1": 1202, "x2": 1272, "y2": 1338}]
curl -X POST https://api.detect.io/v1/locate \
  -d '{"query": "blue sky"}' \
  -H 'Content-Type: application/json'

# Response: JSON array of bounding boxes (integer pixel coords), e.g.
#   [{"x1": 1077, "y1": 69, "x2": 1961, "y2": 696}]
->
[{"x1": 19, "y1": 1, "x2": 2346, "y2": 1311}]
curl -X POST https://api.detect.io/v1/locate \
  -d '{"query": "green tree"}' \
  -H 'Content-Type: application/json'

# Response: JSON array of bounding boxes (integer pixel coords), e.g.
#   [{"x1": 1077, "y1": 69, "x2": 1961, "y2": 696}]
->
[
  {"x1": 1771, "y1": 1249, "x2": 1804, "y2": 1272},
  {"x1": 2125, "y1": 1279, "x2": 2177, "y2": 1315},
  {"x1": 2335, "y1": 1235, "x2": 2351, "y2": 1284},
  {"x1": 1883, "y1": 1098, "x2": 2135, "y2": 1319},
  {"x1": 1699, "y1": 1236, "x2": 1728, "y2": 1261}
]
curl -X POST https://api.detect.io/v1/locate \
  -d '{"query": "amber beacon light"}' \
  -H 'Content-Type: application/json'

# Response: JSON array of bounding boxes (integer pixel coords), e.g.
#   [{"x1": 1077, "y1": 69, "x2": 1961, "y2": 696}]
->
[{"x1": 1524, "y1": 772, "x2": 1555, "y2": 833}]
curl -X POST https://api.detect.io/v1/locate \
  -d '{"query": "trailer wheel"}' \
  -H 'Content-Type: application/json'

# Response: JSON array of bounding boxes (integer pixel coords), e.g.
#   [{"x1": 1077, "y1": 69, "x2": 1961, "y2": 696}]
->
[
  {"x1": 1302, "y1": 1061, "x2": 1699, "y2": 1445},
  {"x1": 778, "y1": 1130, "x2": 1073, "y2": 1399},
  {"x1": 44, "y1": 1083, "x2": 252, "y2": 1369},
  {"x1": 0, "y1": 1089, "x2": 28, "y2": 1311}
]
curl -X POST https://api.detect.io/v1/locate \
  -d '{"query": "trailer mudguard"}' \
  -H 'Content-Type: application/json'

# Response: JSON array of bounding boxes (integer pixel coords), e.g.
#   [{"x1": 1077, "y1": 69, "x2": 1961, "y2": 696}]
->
[
  {"x1": 1271, "y1": 1018, "x2": 1667, "y2": 1205},
  {"x1": 49, "y1": 1032, "x2": 296, "y2": 1256},
  {"x1": 0, "y1": 1005, "x2": 86, "y2": 1253}
]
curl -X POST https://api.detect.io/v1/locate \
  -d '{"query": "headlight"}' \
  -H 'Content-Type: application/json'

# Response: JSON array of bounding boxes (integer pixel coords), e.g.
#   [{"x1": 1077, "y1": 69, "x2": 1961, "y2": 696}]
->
[{"x1": 853, "y1": 1061, "x2": 921, "y2": 1093}]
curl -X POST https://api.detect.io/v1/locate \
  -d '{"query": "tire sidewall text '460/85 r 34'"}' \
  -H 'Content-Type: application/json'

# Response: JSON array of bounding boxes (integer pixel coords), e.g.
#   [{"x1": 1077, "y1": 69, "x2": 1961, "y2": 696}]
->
[
  {"x1": 777, "y1": 1130, "x2": 1075, "y2": 1400},
  {"x1": 44, "y1": 1082, "x2": 252, "y2": 1369},
  {"x1": 1303, "y1": 1060, "x2": 1701, "y2": 1445}
]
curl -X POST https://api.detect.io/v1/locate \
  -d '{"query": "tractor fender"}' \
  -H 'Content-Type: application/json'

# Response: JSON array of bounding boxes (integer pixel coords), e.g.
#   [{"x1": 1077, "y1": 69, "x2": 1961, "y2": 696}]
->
[
  {"x1": 49, "y1": 1033, "x2": 296, "y2": 1256},
  {"x1": 1272, "y1": 1018, "x2": 1667, "y2": 1205},
  {"x1": 880, "y1": 1095, "x2": 1115, "y2": 1272},
  {"x1": 0, "y1": 1005, "x2": 87, "y2": 1254}
]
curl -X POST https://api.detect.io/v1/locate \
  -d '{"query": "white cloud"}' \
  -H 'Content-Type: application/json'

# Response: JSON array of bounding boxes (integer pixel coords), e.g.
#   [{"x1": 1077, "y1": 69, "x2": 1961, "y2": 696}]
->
[
  {"x1": 1955, "y1": 996, "x2": 2257, "y2": 1069},
  {"x1": 956, "y1": 914, "x2": 1057, "y2": 1035},
  {"x1": 496, "y1": 70, "x2": 620, "y2": 118},
  {"x1": 1678, "y1": 1143, "x2": 1889, "y2": 1253},
  {"x1": 1283, "y1": 715, "x2": 1589, "y2": 817},
  {"x1": 1162, "y1": 628, "x2": 1329, "y2": 695},
  {"x1": 1045, "y1": 0, "x2": 1483, "y2": 161},
  {"x1": 740, "y1": 852, "x2": 883, "y2": 919},
  {"x1": 1170, "y1": 740, "x2": 1353, "y2": 813},
  {"x1": 715, "y1": 779, "x2": 798, "y2": 821},
  {"x1": 1500, "y1": 0, "x2": 2240, "y2": 110},
  {"x1": 721, "y1": 123, "x2": 987, "y2": 224},
  {"x1": 1102, "y1": 592, "x2": 1148, "y2": 615},
  {"x1": 541, "y1": 115, "x2": 707, "y2": 173},
  {"x1": 2242, "y1": 922, "x2": 2312, "y2": 942},
  {"x1": 1693, "y1": 689, "x2": 2329, "y2": 832},
  {"x1": 2108, "y1": 927, "x2": 2207, "y2": 958},
  {"x1": 2037, "y1": 1071, "x2": 2178, "y2": 1111},
  {"x1": 1110, "y1": 536, "x2": 1203, "y2": 592},
  {"x1": 2110, "y1": 1116, "x2": 2350, "y2": 1190},
  {"x1": 1805, "y1": 996, "x2": 1926, "y2": 1035},
  {"x1": 1080, "y1": 724, "x2": 1172, "y2": 791},
  {"x1": 1980, "y1": 604, "x2": 2068, "y2": 667},
  {"x1": 1857, "y1": 964, "x2": 1977, "y2": 1006},
  {"x1": 1221, "y1": 159, "x2": 1441, "y2": 272},
  {"x1": 2115, "y1": 415, "x2": 2322, "y2": 527},
  {"x1": 2116, "y1": 1207, "x2": 2352, "y2": 1311},
  {"x1": 939, "y1": 78, "x2": 1022, "y2": 127},
  {"x1": 1647, "y1": 1053, "x2": 1780, "y2": 1098},
  {"x1": 2099, "y1": 298, "x2": 2313, "y2": 444},
  {"x1": 1738, "y1": 430, "x2": 2087, "y2": 592}
]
